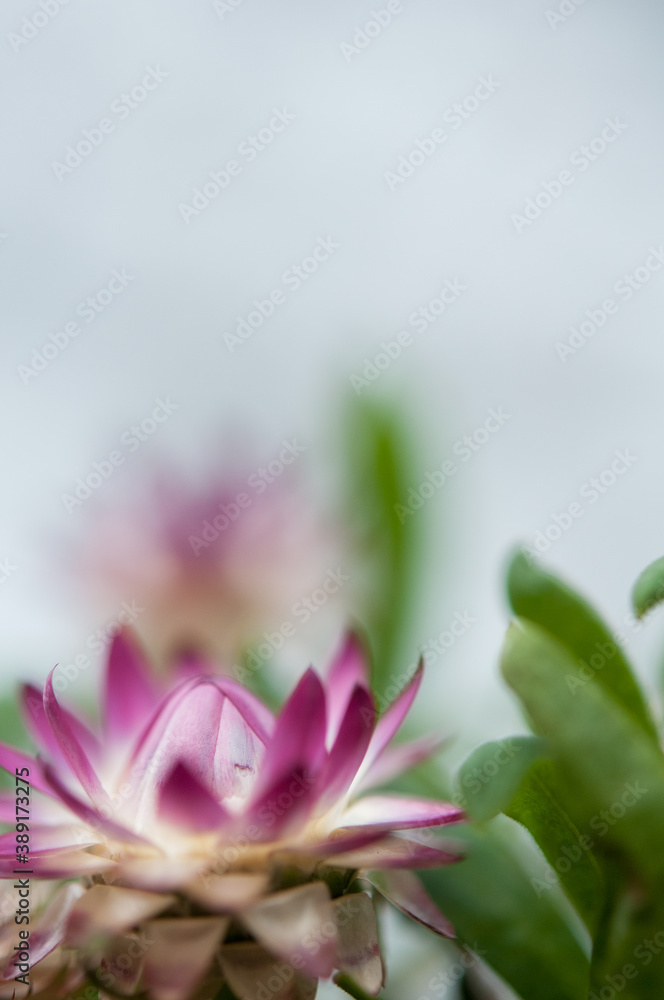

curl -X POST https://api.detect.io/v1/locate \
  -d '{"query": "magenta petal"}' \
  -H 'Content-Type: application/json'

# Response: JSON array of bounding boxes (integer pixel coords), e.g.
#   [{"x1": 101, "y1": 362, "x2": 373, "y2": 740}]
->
[
  {"x1": 43, "y1": 671, "x2": 107, "y2": 805},
  {"x1": 366, "y1": 869, "x2": 455, "y2": 937},
  {"x1": 128, "y1": 680, "x2": 265, "y2": 825},
  {"x1": 341, "y1": 795, "x2": 464, "y2": 833},
  {"x1": 332, "y1": 835, "x2": 465, "y2": 870},
  {"x1": 0, "y1": 825, "x2": 96, "y2": 857},
  {"x1": 358, "y1": 661, "x2": 424, "y2": 779},
  {"x1": 210, "y1": 676, "x2": 275, "y2": 745},
  {"x1": 253, "y1": 668, "x2": 327, "y2": 800},
  {"x1": 158, "y1": 762, "x2": 230, "y2": 833},
  {"x1": 316, "y1": 685, "x2": 375, "y2": 808},
  {"x1": 43, "y1": 762, "x2": 151, "y2": 846},
  {"x1": 244, "y1": 763, "x2": 315, "y2": 841},
  {"x1": 0, "y1": 741, "x2": 52, "y2": 796},
  {"x1": 0, "y1": 849, "x2": 116, "y2": 879},
  {"x1": 326, "y1": 633, "x2": 370, "y2": 743},
  {"x1": 1, "y1": 882, "x2": 84, "y2": 979},
  {"x1": 104, "y1": 630, "x2": 160, "y2": 745},
  {"x1": 357, "y1": 735, "x2": 445, "y2": 791}
]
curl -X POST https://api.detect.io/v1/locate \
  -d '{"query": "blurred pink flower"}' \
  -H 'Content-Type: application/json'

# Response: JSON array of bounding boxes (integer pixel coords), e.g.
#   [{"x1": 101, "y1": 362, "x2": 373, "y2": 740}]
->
[
  {"x1": 0, "y1": 632, "x2": 463, "y2": 1000},
  {"x1": 69, "y1": 464, "x2": 344, "y2": 668}
]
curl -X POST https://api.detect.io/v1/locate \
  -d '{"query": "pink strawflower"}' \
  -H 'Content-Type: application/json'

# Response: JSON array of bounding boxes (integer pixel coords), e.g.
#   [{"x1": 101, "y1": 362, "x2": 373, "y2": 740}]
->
[
  {"x1": 0, "y1": 633, "x2": 463, "y2": 1000},
  {"x1": 68, "y1": 468, "x2": 343, "y2": 667}
]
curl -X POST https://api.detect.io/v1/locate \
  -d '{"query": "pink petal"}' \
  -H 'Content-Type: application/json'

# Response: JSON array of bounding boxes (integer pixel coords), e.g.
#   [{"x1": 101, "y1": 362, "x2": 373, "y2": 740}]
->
[
  {"x1": 252, "y1": 669, "x2": 327, "y2": 802},
  {"x1": 1, "y1": 882, "x2": 84, "y2": 980},
  {"x1": 174, "y1": 653, "x2": 275, "y2": 744},
  {"x1": 21, "y1": 684, "x2": 101, "y2": 768},
  {"x1": 326, "y1": 633, "x2": 370, "y2": 745},
  {"x1": 357, "y1": 735, "x2": 445, "y2": 791},
  {"x1": 366, "y1": 869, "x2": 455, "y2": 937},
  {"x1": 42, "y1": 762, "x2": 151, "y2": 846},
  {"x1": 341, "y1": 795, "x2": 464, "y2": 833},
  {"x1": 66, "y1": 885, "x2": 175, "y2": 947},
  {"x1": 242, "y1": 882, "x2": 337, "y2": 978},
  {"x1": 244, "y1": 764, "x2": 316, "y2": 841},
  {"x1": 186, "y1": 873, "x2": 269, "y2": 914},
  {"x1": 141, "y1": 917, "x2": 228, "y2": 1000},
  {"x1": 104, "y1": 630, "x2": 160, "y2": 745},
  {"x1": 128, "y1": 679, "x2": 265, "y2": 827},
  {"x1": 0, "y1": 825, "x2": 96, "y2": 857},
  {"x1": 211, "y1": 676, "x2": 275, "y2": 745},
  {"x1": 0, "y1": 849, "x2": 116, "y2": 879},
  {"x1": 114, "y1": 857, "x2": 204, "y2": 892},
  {"x1": 354, "y1": 662, "x2": 424, "y2": 784},
  {"x1": 158, "y1": 762, "x2": 230, "y2": 833},
  {"x1": 332, "y1": 893, "x2": 384, "y2": 996},
  {"x1": 0, "y1": 742, "x2": 52, "y2": 797},
  {"x1": 43, "y1": 671, "x2": 107, "y2": 806},
  {"x1": 98, "y1": 932, "x2": 146, "y2": 996},
  {"x1": 219, "y1": 942, "x2": 317, "y2": 1000},
  {"x1": 316, "y1": 685, "x2": 376, "y2": 809},
  {"x1": 273, "y1": 828, "x2": 385, "y2": 863},
  {"x1": 331, "y1": 834, "x2": 465, "y2": 870}
]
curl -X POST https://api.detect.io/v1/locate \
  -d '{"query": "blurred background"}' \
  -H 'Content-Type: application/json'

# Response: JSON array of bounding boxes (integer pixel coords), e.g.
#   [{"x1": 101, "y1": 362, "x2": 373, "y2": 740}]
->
[{"x1": 3, "y1": 2, "x2": 664, "y2": 996}]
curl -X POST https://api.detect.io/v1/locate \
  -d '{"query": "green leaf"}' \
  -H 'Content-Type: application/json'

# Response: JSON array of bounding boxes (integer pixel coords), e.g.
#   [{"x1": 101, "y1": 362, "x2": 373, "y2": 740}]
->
[
  {"x1": 343, "y1": 398, "x2": 422, "y2": 697},
  {"x1": 500, "y1": 621, "x2": 664, "y2": 887},
  {"x1": 506, "y1": 758, "x2": 605, "y2": 935},
  {"x1": 457, "y1": 736, "x2": 548, "y2": 822},
  {"x1": 0, "y1": 690, "x2": 30, "y2": 792},
  {"x1": 506, "y1": 551, "x2": 658, "y2": 743},
  {"x1": 422, "y1": 823, "x2": 590, "y2": 1000},
  {"x1": 458, "y1": 737, "x2": 605, "y2": 934},
  {"x1": 631, "y1": 556, "x2": 664, "y2": 620},
  {"x1": 589, "y1": 878, "x2": 664, "y2": 998}
]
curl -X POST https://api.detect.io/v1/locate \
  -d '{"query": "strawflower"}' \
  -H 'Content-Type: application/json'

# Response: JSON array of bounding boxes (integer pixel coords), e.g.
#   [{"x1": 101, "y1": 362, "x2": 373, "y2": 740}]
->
[{"x1": 0, "y1": 632, "x2": 463, "y2": 1000}]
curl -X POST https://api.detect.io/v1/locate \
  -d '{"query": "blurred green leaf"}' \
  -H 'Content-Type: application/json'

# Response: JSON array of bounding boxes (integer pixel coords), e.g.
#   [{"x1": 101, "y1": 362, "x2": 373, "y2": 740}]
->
[
  {"x1": 506, "y1": 552, "x2": 658, "y2": 743},
  {"x1": 0, "y1": 690, "x2": 30, "y2": 792},
  {"x1": 458, "y1": 737, "x2": 604, "y2": 935},
  {"x1": 457, "y1": 736, "x2": 548, "y2": 822},
  {"x1": 500, "y1": 622, "x2": 664, "y2": 887},
  {"x1": 344, "y1": 397, "x2": 422, "y2": 696},
  {"x1": 631, "y1": 556, "x2": 664, "y2": 620},
  {"x1": 422, "y1": 823, "x2": 589, "y2": 1000}
]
